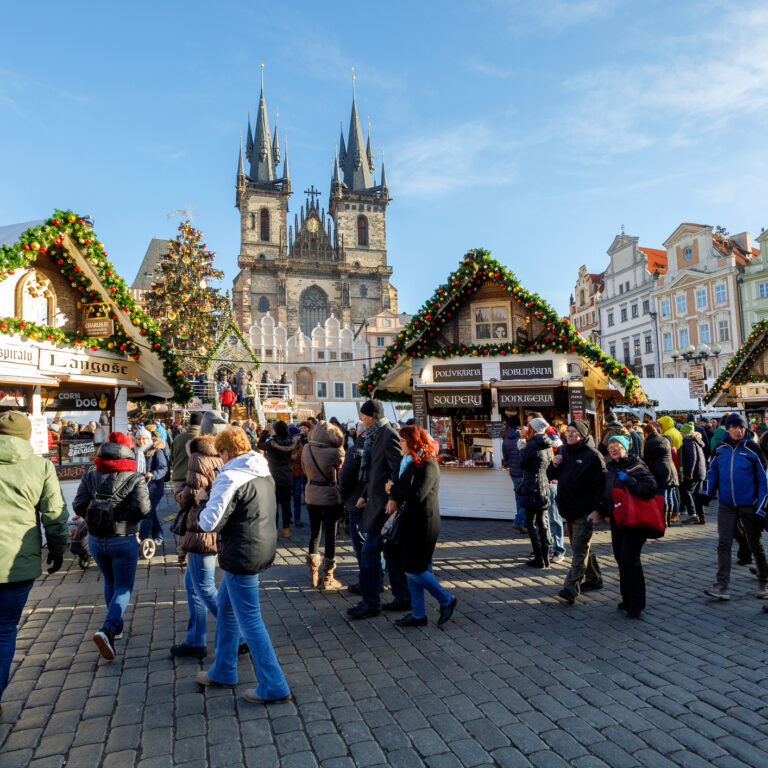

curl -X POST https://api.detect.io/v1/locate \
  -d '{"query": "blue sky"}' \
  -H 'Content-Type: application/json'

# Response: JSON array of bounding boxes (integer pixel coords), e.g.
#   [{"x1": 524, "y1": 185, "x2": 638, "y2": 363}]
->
[{"x1": 2, "y1": 0, "x2": 767, "y2": 316}]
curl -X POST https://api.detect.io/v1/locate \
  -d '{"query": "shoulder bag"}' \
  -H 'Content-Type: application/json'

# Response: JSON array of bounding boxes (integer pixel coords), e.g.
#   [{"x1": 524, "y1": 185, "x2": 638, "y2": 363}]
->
[{"x1": 611, "y1": 466, "x2": 665, "y2": 537}]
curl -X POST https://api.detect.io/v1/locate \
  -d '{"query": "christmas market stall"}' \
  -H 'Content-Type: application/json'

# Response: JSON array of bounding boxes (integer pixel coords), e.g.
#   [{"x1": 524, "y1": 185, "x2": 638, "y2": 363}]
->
[
  {"x1": 704, "y1": 317, "x2": 768, "y2": 419},
  {"x1": 0, "y1": 211, "x2": 190, "y2": 508},
  {"x1": 360, "y1": 248, "x2": 648, "y2": 483}
]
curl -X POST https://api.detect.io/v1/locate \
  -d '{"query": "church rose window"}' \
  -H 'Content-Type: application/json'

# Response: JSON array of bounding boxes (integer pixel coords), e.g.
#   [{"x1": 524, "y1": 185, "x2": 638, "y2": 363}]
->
[
  {"x1": 357, "y1": 215, "x2": 368, "y2": 246},
  {"x1": 260, "y1": 208, "x2": 270, "y2": 241},
  {"x1": 300, "y1": 286, "x2": 329, "y2": 335}
]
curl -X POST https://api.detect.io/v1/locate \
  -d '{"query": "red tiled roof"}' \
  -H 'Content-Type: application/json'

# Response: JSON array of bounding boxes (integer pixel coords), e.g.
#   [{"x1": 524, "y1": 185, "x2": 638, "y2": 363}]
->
[
  {"x1": 712, "y1": 236, "x2": 757, "y2": 268},
  {"x1": 639, "y1": 247, "x2": 667, "y2": 274}
]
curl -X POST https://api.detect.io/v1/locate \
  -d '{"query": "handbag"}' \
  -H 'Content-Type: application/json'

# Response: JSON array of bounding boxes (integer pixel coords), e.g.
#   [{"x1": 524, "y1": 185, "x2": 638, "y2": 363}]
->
[
  {"x1": 306, "y1": 445, "x2": 341, "y2": 504},
  {"x1": 611, "y1": 486, "x2": 665, "y2": 536},
  {"x1": 381, "y1": 507, "x2": 403, "y2": 544},
  {"x1": 170, "y1": 505, "x2": 188, "y2": 536}
]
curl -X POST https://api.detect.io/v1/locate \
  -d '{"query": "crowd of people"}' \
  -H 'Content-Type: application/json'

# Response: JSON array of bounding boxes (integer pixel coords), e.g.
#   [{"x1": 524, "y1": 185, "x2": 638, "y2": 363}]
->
[{"x1": 2, "y1": 397, "x2": 767, "y2": 715}]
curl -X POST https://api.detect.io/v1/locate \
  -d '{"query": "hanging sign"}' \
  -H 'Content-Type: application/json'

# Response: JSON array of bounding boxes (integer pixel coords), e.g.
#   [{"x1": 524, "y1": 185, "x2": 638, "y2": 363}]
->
[
  {"x1": 431, "y1": 364, "x2": 483, "y2": 383},
  {"x1": 499, "y1": 360, "x2": 554, "y2": 380},
  {"x1": 82, "y1": 318, "x2": 114, "y2": 338},
  {"x1": 427, "y1": 389, "x2": 484, "y2": 409},
  {"x1": 568, "y1": 386, "x2": 586, "y2": 421},
  {"x1": 412, "y1": 390, "x2": 428, "y2": 429},
  {"x1": 498, "y1": 388, "x2": 555, "y2": 408},
  {"x1": 44, "y1": 390, "x2": 112, "y2": 411},
  {"x1": 262, "y1": 397, "x2": 290, "y2": 411}
]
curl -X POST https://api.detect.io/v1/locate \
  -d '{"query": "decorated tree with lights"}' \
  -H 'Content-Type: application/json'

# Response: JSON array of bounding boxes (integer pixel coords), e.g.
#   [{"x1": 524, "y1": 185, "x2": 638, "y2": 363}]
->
[{"x1": 142, "y1": 220, "x2": 231, "y2": 371}]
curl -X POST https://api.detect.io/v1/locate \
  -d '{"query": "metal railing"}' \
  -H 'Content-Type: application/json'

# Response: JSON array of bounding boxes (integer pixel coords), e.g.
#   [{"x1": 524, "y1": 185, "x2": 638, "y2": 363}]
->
[{"x1": 187, "y1": 380, "x2": 294, "y2": 403}]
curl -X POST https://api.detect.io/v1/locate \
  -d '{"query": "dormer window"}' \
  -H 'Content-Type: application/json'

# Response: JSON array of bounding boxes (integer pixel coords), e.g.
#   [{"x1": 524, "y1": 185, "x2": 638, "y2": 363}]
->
[
  {"x1": 684, "y1": 247, "x2": 693, "y2": 261},
  {"x1": 473, "y1": 302, "x2": 509, "y2": 342}
]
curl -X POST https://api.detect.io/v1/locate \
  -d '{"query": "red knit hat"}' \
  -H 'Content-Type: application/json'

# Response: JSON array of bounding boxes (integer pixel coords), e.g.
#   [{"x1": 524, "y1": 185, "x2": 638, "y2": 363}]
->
[{"x1": 108, "y1": 431, "x2": 134, "y2": 449}]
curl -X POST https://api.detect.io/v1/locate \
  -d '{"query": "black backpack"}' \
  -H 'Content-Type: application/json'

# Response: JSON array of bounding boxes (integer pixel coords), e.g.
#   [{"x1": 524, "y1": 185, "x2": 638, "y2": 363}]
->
[{"x1": 86, "y1": 476, "x2": 130, "y2": 536}]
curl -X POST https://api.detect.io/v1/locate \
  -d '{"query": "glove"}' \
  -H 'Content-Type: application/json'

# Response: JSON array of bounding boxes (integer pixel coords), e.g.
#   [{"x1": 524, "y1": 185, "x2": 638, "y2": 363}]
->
[
  {"x1": 47, "y1": 552, "x2": 63, "y2": 574},
  {"x1": 617, "y1": 470, "x2": 628, "y2": 482}
]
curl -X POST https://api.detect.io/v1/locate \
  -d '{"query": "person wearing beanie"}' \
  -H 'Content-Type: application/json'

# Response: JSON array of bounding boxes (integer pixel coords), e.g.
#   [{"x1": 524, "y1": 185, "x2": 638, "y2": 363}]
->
[
  {"x1": 136, "y1": 426, "x2": 168, "y2": 554},
  {"x1": 200, "y1": 410, "x2": 229, "y2": 438},
  {"x1": 501, "y1": 415, "x2": 527, "y2": 534},
  {"x1": 0, "y1": 412, "x2": 69, "y2": 711},
  {"x1": 518, "y1": 420, "x2": 555, "y2": 568},
  {"x1": 73, "y1": 432, "x2": 150, "y2": 660},
  {"x1": 257, "y1": 420, "x2": 298, "y2": 538},
  {"x1": 593, "y1": 432, "x2": 658, "y2": 618},
  {"x1": 347, "y1": 400, "x2": 410, "y2": 620},
  {"x1": 552, "y1": 421, "x2": 606, "y2": 605},
  {"x1": 702, "y1": 413, "x2": 768, "y2": 601},
  {"x1": 679, "y1": 423, "x2": 707, "y2": 524},
  {"x1": 599, "y1": 416, "x2": 632, "y2": 457}
]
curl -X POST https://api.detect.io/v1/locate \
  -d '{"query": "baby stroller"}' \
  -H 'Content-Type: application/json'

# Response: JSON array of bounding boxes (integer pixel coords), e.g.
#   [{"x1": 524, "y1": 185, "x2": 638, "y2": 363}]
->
[{"x1": 69, "y1": 518, "x2": 92, "y2": 570}]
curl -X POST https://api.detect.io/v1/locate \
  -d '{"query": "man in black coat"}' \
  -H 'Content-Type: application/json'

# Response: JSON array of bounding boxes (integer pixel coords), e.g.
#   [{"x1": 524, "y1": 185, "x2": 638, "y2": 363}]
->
[
  {"x1": 551, "y1": 420, "x2": 606, "y2": 604},
  {"x1": 347, "y1": 400, "x2": 408, "y2": 619}
]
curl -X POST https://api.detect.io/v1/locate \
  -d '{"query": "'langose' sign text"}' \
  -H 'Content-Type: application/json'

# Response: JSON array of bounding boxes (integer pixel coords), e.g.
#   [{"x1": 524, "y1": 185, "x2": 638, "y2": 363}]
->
[
  {"x1": 41, "y1": 352, "x2": 131, "y2": 378},
  {"x1": 427, "y1": 389, "x2": 483, "y2": 409}
]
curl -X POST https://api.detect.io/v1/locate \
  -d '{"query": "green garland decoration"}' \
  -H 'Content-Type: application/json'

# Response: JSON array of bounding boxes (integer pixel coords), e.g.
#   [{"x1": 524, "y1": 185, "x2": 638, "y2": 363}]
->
[
  {"x1": 704, "y1": 317, "x2": 768, "y2": 404},
  {"x1": 359, "y1": 248, "x2": 649, "y2": 405},
  {"x1": 195, "y1": 321, "x2": 261, "y2": 374},
  {"x1": 0, "y1": 209, "x2": 192, "y2": 403}
]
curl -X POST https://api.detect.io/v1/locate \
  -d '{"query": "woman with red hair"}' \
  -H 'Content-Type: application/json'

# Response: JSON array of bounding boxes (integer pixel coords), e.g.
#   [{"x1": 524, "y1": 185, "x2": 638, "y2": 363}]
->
[
  {"x1": 385, "y1": 425, "x2": 457, "y2": 627},
  {"x1": 73, "y1": 432, "x2": 150, "y2": 659}
]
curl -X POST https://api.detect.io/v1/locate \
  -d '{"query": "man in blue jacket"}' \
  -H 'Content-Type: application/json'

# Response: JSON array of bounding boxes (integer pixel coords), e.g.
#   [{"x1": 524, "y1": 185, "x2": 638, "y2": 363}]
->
[{"x1": 702, "y1": 413, "x2": 768, "y2": 601}]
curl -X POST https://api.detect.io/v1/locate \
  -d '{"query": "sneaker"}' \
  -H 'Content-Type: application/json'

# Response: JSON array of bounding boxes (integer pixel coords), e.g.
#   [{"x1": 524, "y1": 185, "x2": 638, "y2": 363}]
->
[
  {"x1": 757, "y1": 582, "x2": 768, "y2": 599},
  {"x1": 557, "y1": 589, "x2": 575, "y2": 605},
  {"x1": 114, "y1": 624, "x2": 124, "y2": 640},
  {"x1": 580, "y1": 581, "x2": 603, "y2": 592},
  {"x1": 153, "y1": 538, "x2": 164, "y2": 546},
  {"x1": 170, "y1": 643, "x2": 207, "y2": 659},
  {"x1": 704, "y1": 584, "x2": 731, "y2": 600},
  {"x1": 551, "y1": 554, "x2": 566, "y2": 564},
  {"x1": 242, "y1": 690, "x2": 292, "y2": 704},
  {"x1": 195, "y1": 670, "x2": 236, "y2": 688},
  {"x1": 93, "y1": 629, "x2": 115, "y2": 660},
  {"x1": 682, "y1": 515, "x2": 699, "y2": 525}
]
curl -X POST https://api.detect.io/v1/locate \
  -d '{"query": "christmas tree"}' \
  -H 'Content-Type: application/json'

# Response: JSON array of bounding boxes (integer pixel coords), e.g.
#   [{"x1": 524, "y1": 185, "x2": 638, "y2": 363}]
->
[{"x1": 142, "y1": 220, "x2": 231, "y2": 373}]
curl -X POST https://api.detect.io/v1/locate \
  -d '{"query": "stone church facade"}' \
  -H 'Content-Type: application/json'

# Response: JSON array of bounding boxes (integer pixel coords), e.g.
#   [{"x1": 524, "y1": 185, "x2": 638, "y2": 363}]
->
[{"x1": 231, "y1": 72, "x2": 398, "y2": 343}]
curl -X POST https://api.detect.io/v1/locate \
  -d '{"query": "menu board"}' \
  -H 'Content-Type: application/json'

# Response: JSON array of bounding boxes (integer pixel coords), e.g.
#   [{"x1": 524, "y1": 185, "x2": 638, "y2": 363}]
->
[
  {"x1": 412, "y1": 390, "x2": 428, "y2": 429},
  {"x1": 485, "y1": 421, "x2": 507, "y2": 438},
  {"x1": 568, "y1": 386, "x2": 586, "y2": 420}
]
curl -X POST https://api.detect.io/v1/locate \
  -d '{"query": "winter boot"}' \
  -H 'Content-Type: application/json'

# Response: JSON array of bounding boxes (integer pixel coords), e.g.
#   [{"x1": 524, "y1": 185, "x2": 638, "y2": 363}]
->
[
  {"x1": 321, "y1": 557, "x2": 343, "y2": 590},
  {"x1": 307, "y1": 554, "x2": 322, "y2": 588}
]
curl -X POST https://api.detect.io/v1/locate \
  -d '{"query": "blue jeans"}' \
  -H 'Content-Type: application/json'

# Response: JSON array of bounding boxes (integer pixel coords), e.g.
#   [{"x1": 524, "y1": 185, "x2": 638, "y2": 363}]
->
[
  {"x1": 0, "y1": 579, "x2": 34, "y2": 700},
  {"x1": 139, "y1": 496, "x2": 164, "y2": 542},
  {"x1": 406, "y1": 565, "x2": 453, "y2": 619},
  {"x1": 511, "y1": 475, "x2": 525, "y2": 526},
  {"x1": 348, "y1": 513, "x2": 364, "y2": 564},
  {"x1": 359, "y1": 532, "x2": 410, "y2": 610},
  {"x1": 548, "y1": 484, "x2": 566, "y2": 556},
  {"x1": 292, "y1": 476, "x2": 305, "y2": 523},
  {"x1": 89, "y1": 535, "x2": 139, "y2": 633},
  {"x1": 184, "y1": 553, "x2": 219, "y2": 647},
  {"x1": 207, "y1": 572, "x2": 290, "y2": 699}
]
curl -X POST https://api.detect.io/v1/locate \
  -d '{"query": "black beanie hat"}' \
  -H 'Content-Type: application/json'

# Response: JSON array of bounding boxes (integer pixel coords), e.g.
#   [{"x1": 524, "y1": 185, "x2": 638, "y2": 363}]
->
[
  {"x1": 273, "y1": 420, "x2": 289, "y2": 438},
  {"x1": 360, "y1": 399, "x2": 385, "y2": 419},
  {"x1": 569, "y1": 419, "x2": 590, "y2": 438},
  {"x1": 189, "y1": 412, "x2": 204, "y2": 426}
]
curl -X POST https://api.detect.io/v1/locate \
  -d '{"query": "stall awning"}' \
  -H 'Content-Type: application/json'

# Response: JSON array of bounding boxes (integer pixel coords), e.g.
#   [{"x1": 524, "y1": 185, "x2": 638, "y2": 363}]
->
[
  {"x1": 638, "y1": 377, "x2": 715, "y2": 412},
  {"x1": 323, "y1": 401, "x2": 360, "y2": 426}
]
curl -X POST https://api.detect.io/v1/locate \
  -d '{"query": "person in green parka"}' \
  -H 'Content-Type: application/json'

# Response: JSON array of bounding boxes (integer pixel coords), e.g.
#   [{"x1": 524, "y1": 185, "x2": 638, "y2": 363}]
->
[{"x1": 0, "y1": 411, "x2": 68, "y2": 713}]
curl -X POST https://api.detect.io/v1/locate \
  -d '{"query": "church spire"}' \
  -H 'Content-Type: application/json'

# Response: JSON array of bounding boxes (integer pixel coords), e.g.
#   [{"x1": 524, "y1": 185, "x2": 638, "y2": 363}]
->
[
  {"x1": 272, "y1": 113, "x2": 280, "y2": 165},
  {"x1": 366, "y1": 120, "x2": 375, "y2": 174},
  {"x1": 342, "y1": 74, "x2": 373, "y2": 190},
  {"x1": 245, "y1": 112, "x2": 253, "y2": 163},
  {"x1": 249, "y1": 63, "x2": 276, "y2": 184},
  {"x1": 338, "y1": 120, "x2": 347, "y2": 167},
  {"x1": 379, "y1": 152, "x2": 388, "y2": 191},
  {"x1": 283, "y1": 137, "x2": 290, "y2": 181},
  {"x1": 331, "y1": 152, "x2": 342, "y2": 190},
  {"x1": 237, "y1": 135, "x2": 245, "y2": 179}
]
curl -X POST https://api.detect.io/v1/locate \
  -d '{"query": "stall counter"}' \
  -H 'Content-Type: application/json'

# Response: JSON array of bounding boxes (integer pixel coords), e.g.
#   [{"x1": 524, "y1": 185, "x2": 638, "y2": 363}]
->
[{"x1": 438, "y1": 466, "x2": 516, "y2": 520}]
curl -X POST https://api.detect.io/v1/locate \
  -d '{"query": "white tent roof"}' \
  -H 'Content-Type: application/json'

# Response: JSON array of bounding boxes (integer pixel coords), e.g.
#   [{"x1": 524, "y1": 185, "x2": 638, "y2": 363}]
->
[
  {"x1": 638, "y1": 378, "x2": 716, "y2": 412},
  {"x1": 323, "y1": 401, "x2": 360, "y2": 426}
]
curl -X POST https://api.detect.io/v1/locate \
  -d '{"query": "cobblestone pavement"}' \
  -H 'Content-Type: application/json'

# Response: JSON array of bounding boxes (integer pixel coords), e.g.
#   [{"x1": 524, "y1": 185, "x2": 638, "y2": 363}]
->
[{"x1": 3, "y1": 496, "x2": 768, "y2": 768}]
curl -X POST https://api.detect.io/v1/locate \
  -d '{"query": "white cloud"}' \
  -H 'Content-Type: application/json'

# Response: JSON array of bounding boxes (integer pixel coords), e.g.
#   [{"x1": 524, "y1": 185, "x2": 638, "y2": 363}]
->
[
  {"x1": 389, "y1": 121, "x2": 517, "y2": 197},
  {"x1": 490, "y1": 0, "x2": 621, "y2": 30},
  {"x1": 556, "y1": 3, "x2": 768, "y2": 153}
]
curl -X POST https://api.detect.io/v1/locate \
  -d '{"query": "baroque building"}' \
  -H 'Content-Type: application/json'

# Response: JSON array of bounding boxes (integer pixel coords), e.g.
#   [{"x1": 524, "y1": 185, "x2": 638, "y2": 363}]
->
[
  {"x1": 568, "y1": 265, "x2": 603, "y2": 343},
  {"x1": 231, "y1": 72, "x2": 397, "y2": 345}
]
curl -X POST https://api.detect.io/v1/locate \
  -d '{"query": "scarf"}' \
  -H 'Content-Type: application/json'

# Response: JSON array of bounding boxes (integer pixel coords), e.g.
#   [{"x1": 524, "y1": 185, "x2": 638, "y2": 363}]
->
[
  {"x1": 359, "y1": 418, "x2": 385, "y2": 484},
  {"x1": 94, "y1": 456, "x2": 137, "y2": 473},
  {"x1": 135, "y1": 448, "x2": 146, "y2": 475},
  {"x1": 398, "y1": 453, "x2": 414, "y2": 478}
]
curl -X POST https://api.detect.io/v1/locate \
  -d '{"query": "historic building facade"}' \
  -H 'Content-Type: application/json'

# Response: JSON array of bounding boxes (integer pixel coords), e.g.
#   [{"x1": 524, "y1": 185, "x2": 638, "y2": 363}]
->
[
  {"x1": 568, "y1": 265, "x2": 603, "y2": 343},
  {"x1": 231, "y1": 74, "x2": 397, "y2": 344},
  {"x1": 364, "y1": 309, "x2": 412, "y2": 364},
  {"x1": 739, "y1": 228, "x2": 768, "y2": 339},
  {"x1": 652, "y1": 223, "x2": 756, "y2": 379},
  {"x1": 595, "y1": 233, "x2": 666, "y2": 379}
]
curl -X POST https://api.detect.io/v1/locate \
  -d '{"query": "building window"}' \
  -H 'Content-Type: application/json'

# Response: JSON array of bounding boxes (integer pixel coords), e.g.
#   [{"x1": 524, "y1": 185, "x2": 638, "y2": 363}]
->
[
  {"x1": 357, "y1": 215, "x2": 368, "y2": 246},
  {"x1": 642, "y1": 299, "x2": 650, "y2": 314},
  {"x1": 661, "y1": 299, "x2": 671, "y2": 317},
  {"x1": 316, "y1": 381, "x2": 328, "y2": 399},
  {"x1": 718, "y1": 319, "x2": 729, "y2": 342},
  {"x1": 676, "y1": 295, "x2": 687, "y2": 315},
  {"x1": 620, "y1": 307, "x2": 628, "y2": 322},
  {"x1": 699, "y1": 324, "x2": 711, "y2": 344},
  {"x1": 473, "y1": 303, "x2": 509, "y2": 342},
  {"x1": 17, "y1": 270, "x2": 54, "y2": 325},
  {"x1": 591, "y1": 311, "x2": 596, "y2": 323},
  {"x1": 759, "y1": 282, "x2": 768, "y2": 299},
  {"x1": 607, "y1": 312, "x2": 614, "y2": 327},
  {"x1": 715, "y1": 284, "x2": 727, "y2": 303},
  {"x1": 300, "y1": 285, "x2": 328, "y2": 335},
  {"x1": 330, "y1": 351, "x2": 337, "y2": 360},
  {"x1": 334, "y1": 382, "x2": 345, "y2": 399},
  {"x1": 360, "y1": 285, "x2": 368, "y2": 298},
  {"x1": 609, "y1": 343, "x2": 616, "y2": 358},
  {"x1": 623, "y1": 342, "x2": 630, "y2": 362},
  {"x1": 250, "y1": 213, "x2": 256, "y2": 229},
  {"x1": 645, "y1": 365, "x2": 655, "y2": 377},
  {"x1": 684, "y1": 247, "x2": 693, "y2": 261},
  {"x1": 679, "y1": 328, "x2": 689, "y2": 348},
  {"x1": 631, "y1": 304, "x2": 638, "y2": 318},
  {"x1": 645, "y1": 335, "x2": 653, "y2": 353},
  {"x1": 625, "y1": 281, "x2": 630, "y2": 292},
  {"x1": 383, "y1": 319, "x2": 392, "y2": 327},
  {"x1": 264, "y1": 349, "x2": 273, "y2": 358},
  {"x1": 258, "y1": 253, "x2": 266, "y2": 262},
  {"x1": 580, "y1": 289, "x2": 586, "y2": 306},
  {"x1": 376, "y1": 336, "x2": 385, "y2": 346},
  {"x1": 258, "y1": 296, "x2": 269, "y2": 312},
  {"x1": 696, "y1": 289, "x2": 707, "y2": 309},
  {"x1": 317, "y1": 351, "x2": 325, "y2": 360},
  {"x1": 259, "y1": 208, "x2": 270, "y2": 241},
  {"x1": 633, "y1": 338, "x2": 641, "y2": 356},
  {"x1": 619, "y1": 284, "x2": 624, "y2": 294},
  {"x1": 341, "y1": 352, "x2": 353, "y2": 361},
  {"x1": 663, "y1": 332, "x2": 673, "y2": 352}
]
